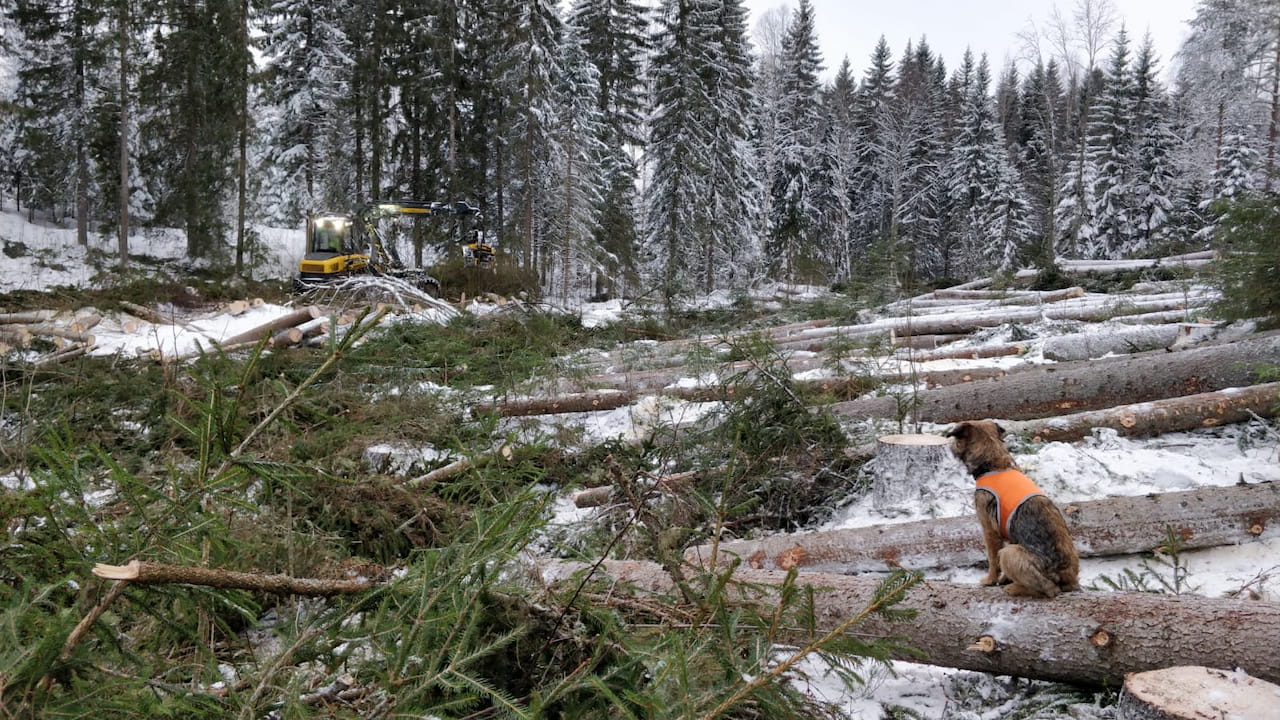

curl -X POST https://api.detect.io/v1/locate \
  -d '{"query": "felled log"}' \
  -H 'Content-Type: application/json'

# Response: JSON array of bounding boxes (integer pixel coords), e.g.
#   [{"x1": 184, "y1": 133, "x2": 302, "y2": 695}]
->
[
  {"x1": 92, "y1": 560, "x2": 372, "y2": 596},
  {"x1": 69, "y1": 311, "x2": 102, "y2": 333},
  {"x1": 685, "y1": 481, "x2": 1280, "y2": 574},
  {"x1": 891, "y1": 332, "x2": 967, "y2": 349},
  {"x1": 225, "y1": 300, "x2": 251, "y2": 316},
  {"x1": 119, "y1": 300, "x2": 173, "y2": 326},
  {"x1": 883, "y1": 294, "x2": 1208, "y2": 338},
  {"x1": 899, "y1": 341, "x2": 1031, "y2": 362},
  {"x1": 0, "y1": 327, "x2": 32, "y2": 347},
  {"x1": 31, "y1": 344, "x2": 92, "y2": 367},
  {"x1": 1117, "y1": 666, "x2": 1280, "y2": 720},
  {"x1": 220, "y1": 306, "x2": 321, "y2": 347},
  {"x1": 931, "y1": 286, "x2": 1086, "y2": 303},
  {"x1": 830, "y1": 332, "x2": 1280, "y2": 424},
  {"x1": 269, "y1": 327, "x2": 304, "y2": 348},
  {"x1": 546, "y1": 559, "x2": 1280, "y2": 686},
  {"x1": 0, "y1": 310, "x2": 55, "y2": 324},
  {"x1": 1002, "y1": 383, "x2": 1280, "y2": 443},
  {"x1": 1040, "y1": 324, "x2": 1195, "y2": 361},
  {"x1": 23, "y1": 324, "x2": 95, "y2": 344}
]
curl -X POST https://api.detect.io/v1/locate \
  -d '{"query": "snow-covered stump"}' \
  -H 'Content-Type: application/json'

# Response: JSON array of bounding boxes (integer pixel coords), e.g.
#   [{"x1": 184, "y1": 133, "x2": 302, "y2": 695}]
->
[
  {"x1": 862, "y1": 434, "x2": 968, "y2": 516},
  {"x1": 1117, "y1": 666, "x2": 1280, "y2": 720}
]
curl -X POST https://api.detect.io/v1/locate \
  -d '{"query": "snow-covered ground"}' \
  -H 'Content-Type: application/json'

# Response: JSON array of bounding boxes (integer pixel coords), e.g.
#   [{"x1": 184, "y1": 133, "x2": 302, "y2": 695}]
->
[{"x1": 6, "y1": 209, "x2": 1279, "y2": 717}]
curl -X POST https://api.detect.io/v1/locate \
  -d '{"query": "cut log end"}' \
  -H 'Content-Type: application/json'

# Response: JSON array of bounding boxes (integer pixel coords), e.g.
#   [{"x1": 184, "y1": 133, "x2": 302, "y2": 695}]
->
[
  {"x1": 1118, "y1": 666, "x2": 1280, "y2": 720},
  {"x1": 92, "y1": 561, "x2": 141, "y2": 581},
  {"x1": 967, "y1": 635, "x2": 998, "y2": 654}
]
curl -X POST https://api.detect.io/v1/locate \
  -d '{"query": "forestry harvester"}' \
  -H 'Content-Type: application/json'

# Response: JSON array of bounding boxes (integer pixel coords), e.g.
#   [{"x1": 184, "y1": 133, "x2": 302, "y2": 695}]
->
[{"x1": 295, "y1": 200, "x2": 493, "y2": 293}]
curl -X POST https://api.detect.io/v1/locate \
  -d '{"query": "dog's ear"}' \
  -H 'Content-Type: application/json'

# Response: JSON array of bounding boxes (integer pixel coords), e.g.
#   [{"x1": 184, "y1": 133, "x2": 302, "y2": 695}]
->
[
  {"x1": 995, "y1": 422, "x2": 1007, "y2": 438},
  {"x1": 944, "y1": 422, "x2": 970, "y2": 439}
]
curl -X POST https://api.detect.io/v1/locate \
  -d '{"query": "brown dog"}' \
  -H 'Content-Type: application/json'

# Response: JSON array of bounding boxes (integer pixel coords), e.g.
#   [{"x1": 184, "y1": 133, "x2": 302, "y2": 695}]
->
[{"x1": 945, "y1": 420, "x2": 1080, "y2": 598}]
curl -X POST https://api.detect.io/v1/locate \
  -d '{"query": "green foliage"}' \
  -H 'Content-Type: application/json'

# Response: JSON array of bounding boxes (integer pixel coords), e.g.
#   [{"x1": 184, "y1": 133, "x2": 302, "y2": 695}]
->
[
  {"x1": 1209, "y1": 193, "x2": 1280, "y2": 328},
  {"x1": 1090, "y1": 527, "x2": 1198, "y2": 595}
]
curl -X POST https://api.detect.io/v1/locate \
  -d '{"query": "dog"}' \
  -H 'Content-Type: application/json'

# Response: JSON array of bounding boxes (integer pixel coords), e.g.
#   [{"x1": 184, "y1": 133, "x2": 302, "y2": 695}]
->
[{"x1": 945, "y1": 420, "x2": 1080, "y2": 598}]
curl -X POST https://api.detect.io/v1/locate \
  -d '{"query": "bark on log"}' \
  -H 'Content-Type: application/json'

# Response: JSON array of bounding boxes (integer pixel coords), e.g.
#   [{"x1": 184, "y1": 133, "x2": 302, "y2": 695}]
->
[
  {"x1": 1112, "y1": 308, "x2": 1213, "y2": 325},
  {"x1": 900, "y1": 341, "x2": 1031, "y2": 362},
  {"x1": 269, "y1": 327, "x2": 304, "y2": 348},
  {"x1": 685, "y1": 481, "x2": 1280, "y2": 574},
  {"x1": 1002, "y1": 383, "x2": 1280, "y2": 443},
  {"x1": 547, "y1": 559, "x2": 1280, "y2": 687},
  {"x1": 24, "y1": 324, "x2": 95, "y2": 344},
  {"x1": 1040, "y1": 324, "x2": 1191, "y2": 361},
  {"x1": 1117, "y1": 666, "x2": 1280, "y2": 720},
  {"x1": 119, "y1": 301, "x2": 174, "y2": 326},
  {"x1": 92, "y1": 560, "x2": 372, "y2": 596},
  {"x1": 882, "y1": 295, "x2": 1207, "y2": 338},
  {"x1": 220, "y1": 306, "x2": 321, "y2": 347},
  {"x1": 830, "y1": 332, "x2": 1280, "y2": 424},
  {"x1": 0, "y1": 327, "x2": 32, "y2": 347},
  {"x1": 0, "y1": 310, "x2": 55, "y2": 324},
  {"x1": 931, "y1": 286, "x2": 1086, "y2": 303},
  {"x1": 69, "y1": 312, "x2": 102, "y2": 333},
  {"x1": 891, "y1": 333, "x2": 967, "y2": 349}
]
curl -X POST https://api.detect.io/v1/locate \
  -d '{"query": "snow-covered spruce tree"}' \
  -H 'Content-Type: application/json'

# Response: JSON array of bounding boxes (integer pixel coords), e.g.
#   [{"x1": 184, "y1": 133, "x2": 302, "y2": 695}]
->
[
  {"x1": 645, "y1": 0, "x2": 759, "y2": 305},
  {"x1": 258, "y1": 0, "x2": 355, "y2": 225},
  {"x1": 767, "y1": 0, "x2": 824, "y2": 284},
  {"x1": 848, "y1": 36, "x2": 896, "y2": 258},
  {"x1": 1128, "y1": 34, "x2": 1178, "y2": 254},
  {"x1": 1084, "y1": 26, "x2": 1137, "y2": 260},
  {"x1": 885, "y1": 38, "x2": 947, "y2": 285},
  {"x1": 138, "y1": 0, "x2": 253, "y2": 260},
  {"x1": 813, "y1": 57, "x2": 859, "y2": 283},
  {"x1": 496, "y1": 0, "x2": 563, "y2": 279},
  {"x1": 546, "y1": 22, "x2": 606, "y2": 304},
  {"x1": 943, "y1": 52, "x2": 1033, "y2": 275},
  {"x1": 6, "y1": 0, "x2": 107, "y2": 245},
  {"x1": 569, "y1": 0, "x2": 649, "y2": 298},
  {"x1": 1176, "y1": 0, "x2": 1280, "y2": 192},
  {"x1": 1016, "y1": 60, "x2": 1070, "y2": 269}
]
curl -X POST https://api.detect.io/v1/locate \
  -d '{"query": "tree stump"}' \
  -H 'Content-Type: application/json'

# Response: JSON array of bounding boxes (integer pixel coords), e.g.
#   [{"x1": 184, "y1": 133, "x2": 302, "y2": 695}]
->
[
  {"x1": 1118, "y1": 666, "x2": 1280, "y2": 720},
  {"x1": 861, "y1": 434, "x2": 968, "y2": 516}
]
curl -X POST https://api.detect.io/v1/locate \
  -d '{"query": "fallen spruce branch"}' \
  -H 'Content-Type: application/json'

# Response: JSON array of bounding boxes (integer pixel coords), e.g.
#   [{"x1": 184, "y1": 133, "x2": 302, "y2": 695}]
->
[
  {"x1": 686, "y1": 481, "x2": 1280, "y2": 574},
  {"x1": 92, "y1": 561, "x2": 373, "y2": 596},
  {"x1": 542, "y1": 559, "x2": 1280, "y2": 687}
]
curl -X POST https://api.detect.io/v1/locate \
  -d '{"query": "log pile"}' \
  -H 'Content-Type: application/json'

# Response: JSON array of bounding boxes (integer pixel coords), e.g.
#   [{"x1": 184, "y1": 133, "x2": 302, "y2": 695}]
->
[{"x1": 1, "y1": 308, "x2": 98, "y2": 364}]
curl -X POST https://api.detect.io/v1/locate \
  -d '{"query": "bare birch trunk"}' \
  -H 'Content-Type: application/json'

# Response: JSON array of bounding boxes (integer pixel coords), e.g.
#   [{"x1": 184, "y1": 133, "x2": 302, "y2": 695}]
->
[
  {"x1": 686, "y1": 481, "x2": 1280, "y2": 573},
  {"x1": 544, "y1": 559, "x2": 1280, "y2": 687}
]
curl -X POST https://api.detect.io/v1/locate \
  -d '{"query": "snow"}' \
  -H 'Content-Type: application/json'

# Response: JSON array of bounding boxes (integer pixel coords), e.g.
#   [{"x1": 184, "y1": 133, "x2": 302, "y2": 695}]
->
[{"x1": 6, "y1": 209, "x2": 1279, "y2": 717}]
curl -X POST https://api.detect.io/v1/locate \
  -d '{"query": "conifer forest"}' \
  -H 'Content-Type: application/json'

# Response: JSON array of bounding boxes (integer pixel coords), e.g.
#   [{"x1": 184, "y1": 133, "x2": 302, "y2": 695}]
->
[
  {"x1": 4, "y1": 0, "x2": 1276, "y2": 302},
  {"x1": 4, "y1": 0, "x2": 1280, "y2": 718}
]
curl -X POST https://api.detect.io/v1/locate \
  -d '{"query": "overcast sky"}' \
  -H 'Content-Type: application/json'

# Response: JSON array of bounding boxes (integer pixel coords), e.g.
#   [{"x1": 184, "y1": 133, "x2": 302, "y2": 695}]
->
[{"x1": 742, "y1": 0, "x2": 1201, "y2": 81}]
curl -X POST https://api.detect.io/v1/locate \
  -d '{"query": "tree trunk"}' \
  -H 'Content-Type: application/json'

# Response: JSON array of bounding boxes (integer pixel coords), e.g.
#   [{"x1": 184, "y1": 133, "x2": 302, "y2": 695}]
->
[
  {"x1": 1117, "y1": 666, "x2": 1280, "y2": 720},
  {"x1": 1040, "y1": 324, "x2": 1195, "y2": 361},
  {"x1": 117, "y1": 0, "x2": 129, "y2": 269},
  {"x1": 220, "y1": 307, "x2": 321, "y2": 347},
  {"x1": 829, "y1": 333, "x2": 1280, "y2": 424},
  {"x1": 233, "y1": 0, "x2": 249, "y2": 275},
  {"x1": 1003, "y1": 383, "x2": 1280, "y2": 443},
  {"x1": 861, "y1": 434, "x2": 968, "y2": 516},
  {"x1": 686, "y1": 481, "x2": 1280, "y2": 574},
  {"x1": 546, "y1": 559, "x2": 1280, "y2": 687},
  {"x1": 931, "y1": 286, "x2": 1086, "y2": 302},
  {"x1": 93, "y1": 560, "x2": 372, "y2": 596}
]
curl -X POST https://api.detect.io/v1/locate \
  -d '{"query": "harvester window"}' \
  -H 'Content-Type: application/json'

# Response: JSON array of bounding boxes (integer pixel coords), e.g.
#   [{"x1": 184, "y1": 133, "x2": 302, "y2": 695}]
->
[{"x1": 311, "y1": 218, "x2": 350, "y2": 254}]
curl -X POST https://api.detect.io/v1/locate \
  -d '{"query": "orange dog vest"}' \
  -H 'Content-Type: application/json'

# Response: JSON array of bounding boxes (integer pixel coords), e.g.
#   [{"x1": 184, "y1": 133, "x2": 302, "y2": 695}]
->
[{"x1": 976, "y1": 469, "x2": 1044, "y2": 539}]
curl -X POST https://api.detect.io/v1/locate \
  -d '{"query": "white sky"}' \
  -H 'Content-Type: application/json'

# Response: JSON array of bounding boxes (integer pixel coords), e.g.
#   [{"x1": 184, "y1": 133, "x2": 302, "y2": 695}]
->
[{"x1": 743, "y1": 0, "x2": 1200, "y2": 81}]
